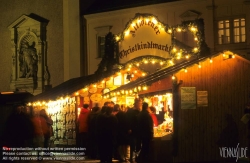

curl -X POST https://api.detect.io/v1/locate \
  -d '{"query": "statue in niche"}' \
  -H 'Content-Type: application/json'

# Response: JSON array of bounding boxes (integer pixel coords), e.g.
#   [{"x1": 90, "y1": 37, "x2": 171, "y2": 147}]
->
[{"x1": 19, "y1": 41, "x2": 38, "y2": 88}]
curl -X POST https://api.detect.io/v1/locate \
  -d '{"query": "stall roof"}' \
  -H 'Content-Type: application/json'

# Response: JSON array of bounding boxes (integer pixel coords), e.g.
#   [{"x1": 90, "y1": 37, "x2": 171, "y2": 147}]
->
[
  {"x1": 105, "y1": 53, "x2": 219, "y2": 95},
  {"x1": 107, "y1": 52, "x2": 250, "y2": 95},
  {"x1": 0, "y1": 91, "x2": 34, "y2": 105},
  {"x1": 30, "y1": 72, "x2": 113, "y2": 102}
]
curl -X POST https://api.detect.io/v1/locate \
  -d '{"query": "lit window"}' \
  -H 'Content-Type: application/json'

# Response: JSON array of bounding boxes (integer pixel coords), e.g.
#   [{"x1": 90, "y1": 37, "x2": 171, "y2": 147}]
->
[
  {"x1": 217, "y1": 18, "x2": 246, "y2": 44},
  {"x1": 218, "y1": 20, "x2": 230, "y2": 44},
  {"x1": 233, "y1": 18, "x2": 246, "y2": 43}
]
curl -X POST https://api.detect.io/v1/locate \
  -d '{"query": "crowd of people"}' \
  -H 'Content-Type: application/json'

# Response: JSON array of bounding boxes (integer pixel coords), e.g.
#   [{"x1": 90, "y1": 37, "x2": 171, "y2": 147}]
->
[
  {"x1": 78, "y1": 98, "x2": 158, "y2": 163},
  {"x1": 2, "y1": 98, "x2": 162, "y2": 163},
  {"x1": 2, "y1": 104, "x2": 53, "y2": 151}
]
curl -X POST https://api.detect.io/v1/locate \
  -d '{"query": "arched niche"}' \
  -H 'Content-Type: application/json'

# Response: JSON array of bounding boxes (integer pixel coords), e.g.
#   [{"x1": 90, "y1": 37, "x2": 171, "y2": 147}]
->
[{"x1": 8, "y1": 14, "x2": 50, "y2": 95}]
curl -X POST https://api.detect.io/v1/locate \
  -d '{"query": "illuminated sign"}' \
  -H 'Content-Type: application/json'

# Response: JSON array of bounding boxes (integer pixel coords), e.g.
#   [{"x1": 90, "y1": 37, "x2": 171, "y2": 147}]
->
[{"x1": 117, "y1": 14, "x2": 172, "y2": 64}]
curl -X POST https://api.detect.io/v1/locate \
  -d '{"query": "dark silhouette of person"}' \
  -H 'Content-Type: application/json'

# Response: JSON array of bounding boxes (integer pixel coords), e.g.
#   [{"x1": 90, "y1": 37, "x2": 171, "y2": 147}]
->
[
  {"x1": 96, "y1": 106, "x2": 118, "y2": 163},
  {"x1": 217, "y1": 113, "x2": 239, "y2": 148},
  {"x1": 125, "y1": 98, "x2": 142, "y2": 162},
  {"x1": 137, "y1": 102, "x2": 154, "y2": 163},
  {"x1": 87, "y1": 106, "x2": 100, "y2": 159},
  {"x1": 113, "y1": 104, "x2": 129, "y2": 162},
  {"x1": 3, "y1": 104, "x2": 32, "y2": 148}
]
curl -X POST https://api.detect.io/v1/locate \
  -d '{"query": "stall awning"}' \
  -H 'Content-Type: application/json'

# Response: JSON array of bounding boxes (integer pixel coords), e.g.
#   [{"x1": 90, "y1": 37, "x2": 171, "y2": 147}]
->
[{"x1": 30, "y1": 72, "x2": 113, "y2": 102}]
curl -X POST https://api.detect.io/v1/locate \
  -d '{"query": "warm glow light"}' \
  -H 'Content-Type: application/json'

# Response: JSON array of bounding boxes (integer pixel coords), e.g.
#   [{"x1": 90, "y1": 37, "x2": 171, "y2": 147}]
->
[
  {"x1": 75, "y1": 92, "x2": 79, "y2": 96},
  {"x1": 152, "y1": 60, "x2": 155, "y2": 64},
  {"x1": 136, "y1": 63, "x2": 140, "y2": 66},
  {"x1": 185, "y1": 55, "x2": 190, "y2": 59},
  {"x1": 160, "y1": 61, "x2": 163, "y2": 65},
  {"x1": 177, "y1": 52, "x2": 181, "y2": 60},
  {"x1": 194, "y1": 37, "x2": 198, "y2": 41},
  {"x1": 232, "y1": 55, "x2": 235, "y2": 58},
  {"x1": 125, "y1": 30, "x2": 130, "y2": 36},
  {"x1": 198, "y1": 64, "x2": 201, "y2": 68},
  {"x1": 210, "y1": 59, "x2": 213, "y2": 63},
  {"x1": 134, "y1": 70, "x2": 137, "y2": 73},
  {"x1": 193, "y1": 47, "x2": 198, "y2": 52},
  {"x1": 144, "y1": 60, "x2": 148, "y2": 64},
  {"x1": 191, "y1": 26, "x2": 197, "y2": 31},
  {"x1": 168, "y1": 29, "x2": 172, "y2": 33},
  {"x1": 169, "y1": 60, "x2": 174, "y2": 65},
  {"x1": 116, "y1": 36, "x2": 120, "y2": 41},
  {"x1": 152, "y1": 18, "x2": 157, "y2": 24},
  {"x1": 172, "y1": 75, "x2": 175, "y2": 80},
  {"x1": 177, "y1": 28, "x2": 182, "y2": 32},
  {"x1": 142, "y1": 73, "x2": 146, "y2": 76},
  {"x1": 0, "y1": 91, "x2": 14, "y2": 94},
  {"x1": 184, "y1": 69, "x2": 188, "y2": 73}
]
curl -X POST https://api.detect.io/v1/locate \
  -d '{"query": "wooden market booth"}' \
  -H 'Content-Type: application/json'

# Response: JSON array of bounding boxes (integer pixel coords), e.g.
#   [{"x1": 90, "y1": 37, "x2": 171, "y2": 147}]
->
[
  {"x1": 99, "y1": 14, "x2": 250, "y2": 162},
  {"x1": 29, "y1": 13, "x2": 250, "y2": 162}
]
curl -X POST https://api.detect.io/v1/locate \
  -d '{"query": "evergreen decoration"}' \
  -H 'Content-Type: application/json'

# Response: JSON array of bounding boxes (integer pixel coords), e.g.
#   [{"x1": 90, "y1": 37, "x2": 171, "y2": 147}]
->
[
  {"x1": 95, "y1": 14, "x2": 210, "y2": 76},
  {"x1": 95, "y1": 32, "x2": 118, "y2": 74},
  {"x1": 181, "y1": 18, "x2": 210, "y2": 56}
]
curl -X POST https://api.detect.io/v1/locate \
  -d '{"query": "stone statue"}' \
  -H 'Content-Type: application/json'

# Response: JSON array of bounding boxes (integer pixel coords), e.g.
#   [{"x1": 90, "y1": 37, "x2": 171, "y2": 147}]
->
[{"x1": 19, "y1": 41, "x2": 38, "y2": 79}]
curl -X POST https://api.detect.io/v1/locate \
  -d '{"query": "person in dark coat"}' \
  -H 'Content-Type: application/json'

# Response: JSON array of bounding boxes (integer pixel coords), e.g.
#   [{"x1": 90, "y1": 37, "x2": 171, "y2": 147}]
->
[
  {"x1": 137, "y1": 102, "x2": 153, "y2": 163},
  {"x1": 87, "y1": 106, "x2": 100, "y2": 159},
  {"x1": 113, "y1": 104, "x2": 129, "y2": 162},
  {"x1": 217, "y1": 113, "x2": 239, "y2": 148},
  {"x1": 3, "y1": 104, "x2": 33, "y2": 148},
  {"x1": 22, "y1": 106, "x2": 35, "y2": 147},
  {"x1": 96, "y1": 106, "x2": 118, "y2": 163},
  {"x1": 125, "y1": 98, "x2": 142, "y2": 162}
]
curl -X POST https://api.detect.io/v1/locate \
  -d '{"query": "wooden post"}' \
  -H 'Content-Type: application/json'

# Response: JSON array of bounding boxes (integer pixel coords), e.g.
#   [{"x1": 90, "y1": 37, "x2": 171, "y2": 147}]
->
[{"x1": 172, "y1": 79, "x2": 182, "y2": 156}]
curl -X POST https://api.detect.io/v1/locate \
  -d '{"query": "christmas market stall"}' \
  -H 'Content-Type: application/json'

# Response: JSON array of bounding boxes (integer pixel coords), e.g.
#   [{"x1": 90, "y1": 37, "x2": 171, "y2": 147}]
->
[{"x1": 100, "y1": 13, "x2": 250, "y2": 162}]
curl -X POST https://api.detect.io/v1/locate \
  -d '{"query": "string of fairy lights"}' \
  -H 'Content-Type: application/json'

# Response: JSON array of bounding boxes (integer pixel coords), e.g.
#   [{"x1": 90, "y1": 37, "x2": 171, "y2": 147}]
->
[
  {"x1": 27, "y1": 13, "x2": 236, "y2": 110},
  {"x1": 115, "y1": 13, "x2": 201, "y2": 61},
  {"x1": 28, "y1": 51, "x2": 235, "y2": 109}
]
